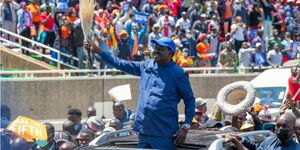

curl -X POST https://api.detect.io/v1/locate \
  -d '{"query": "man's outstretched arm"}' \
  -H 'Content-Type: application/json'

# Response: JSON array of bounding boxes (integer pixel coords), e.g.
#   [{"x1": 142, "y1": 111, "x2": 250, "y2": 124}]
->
[{"x1": 84, "y1": 40, "x2": 143, "y2": 76}]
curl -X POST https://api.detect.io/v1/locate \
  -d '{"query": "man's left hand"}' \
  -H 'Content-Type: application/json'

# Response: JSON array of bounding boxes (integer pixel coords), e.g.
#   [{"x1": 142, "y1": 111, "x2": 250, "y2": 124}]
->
[{"x1": 173, "y1": 127, "x2": 188, "y2": 145}]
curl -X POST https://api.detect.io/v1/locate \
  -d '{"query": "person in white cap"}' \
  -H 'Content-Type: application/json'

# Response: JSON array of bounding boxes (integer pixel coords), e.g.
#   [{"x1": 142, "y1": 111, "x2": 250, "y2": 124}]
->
[
  {"x1": 238, "y1": 42, "x2": 255, "y2": 69},
  {"x1": 253, "y1": 42, "x2": 267, "y2": 66},
  {"x1": 192, "y1": 13, "x2": 208, "y2": 37},
  {"x1": 195, "y1": 98, "x2": 209, "y2": 124},
  {"x1": 148, "y1": 24, "x2": 162, "y2": 55}
]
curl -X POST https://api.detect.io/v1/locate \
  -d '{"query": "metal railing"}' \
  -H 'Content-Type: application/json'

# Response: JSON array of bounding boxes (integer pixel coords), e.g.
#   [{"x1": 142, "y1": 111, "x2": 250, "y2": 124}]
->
[
  {"x1": 0, "y1": 69, "x2": 121, "y2": 78},
  {"x1": 0, "y1": 27, "x2": 86, "y2": 69},
  {"x1": 0, "y1": 66, "x2": 285, "y2": 78}
]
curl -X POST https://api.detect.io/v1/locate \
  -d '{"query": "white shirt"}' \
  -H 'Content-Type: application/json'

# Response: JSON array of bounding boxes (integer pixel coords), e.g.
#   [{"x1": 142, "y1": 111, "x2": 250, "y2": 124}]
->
[
  {"x1": 239, "y1": 48, "x2": 255, "y2": 67},
  {"x1": 148, "y1": 32, "x2": 162, "y2": 52},
  {"x1": 157, "y1": 16, "x2": 175, "y2": 37},
  {"x1": 231, "y1": 24, "x2": 244, "y2": 41},
  {"x1": 175, "y1": 18, "x2": 191, "y2": 30},
  {"x1": 267, "y1": 50, "x2": 282, "y2": 66}
]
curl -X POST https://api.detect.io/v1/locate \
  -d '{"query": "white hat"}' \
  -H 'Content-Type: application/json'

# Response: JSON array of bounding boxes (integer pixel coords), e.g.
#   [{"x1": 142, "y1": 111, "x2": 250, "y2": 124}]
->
[
  {"x1": 255, "y1": 42, "x2": 262, "y2": 48},
  {"x1": 196, "y1": 98, "x2": 208, "y2": 107},
  {"x1": 287, "y1": 0, "x2": 294, "y2": 3},
  {"x1": 200, "y1": 14, "x2": 207, "y2": 18}
]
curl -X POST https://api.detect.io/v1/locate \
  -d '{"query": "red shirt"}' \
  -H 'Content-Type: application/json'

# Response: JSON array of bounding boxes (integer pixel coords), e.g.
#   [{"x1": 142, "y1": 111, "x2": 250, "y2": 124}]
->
[
  {"x1": 40, "y1": 12, "x2": 54, "y2": 31},
  {"x1": 288, "y1": 76, "x2": 300, "y2": 103}
]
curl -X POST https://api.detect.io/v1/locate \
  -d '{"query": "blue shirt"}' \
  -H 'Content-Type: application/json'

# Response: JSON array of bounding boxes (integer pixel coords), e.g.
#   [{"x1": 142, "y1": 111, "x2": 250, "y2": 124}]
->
[
  {"x1": 114, "y1": 109, "x2": 132, "y2": 129},
  {"x1": 99, "y1": 52, "x2": 195, "y2": 137},
  {"x1": 242, "y1": 136, "x2": 300, "y2": 150},
  {"x1": 253, "y1": 50, "x2": 267, "y2": 66}
]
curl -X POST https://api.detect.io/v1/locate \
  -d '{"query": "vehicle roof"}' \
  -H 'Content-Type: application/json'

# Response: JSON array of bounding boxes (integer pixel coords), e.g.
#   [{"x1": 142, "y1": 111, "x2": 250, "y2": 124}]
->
[
  {"x1": 250, "y1": 68, "x2": 291, "y2": 88},
  {"x1": 90, "y1": 130, "x2": 238, "y2": 150}
]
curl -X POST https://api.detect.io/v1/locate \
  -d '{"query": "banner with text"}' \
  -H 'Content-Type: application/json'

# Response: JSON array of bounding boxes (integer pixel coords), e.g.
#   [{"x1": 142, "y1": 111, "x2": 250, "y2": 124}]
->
[{"x1": 6, "y1": 116, "x2": 47, "y2": 142}]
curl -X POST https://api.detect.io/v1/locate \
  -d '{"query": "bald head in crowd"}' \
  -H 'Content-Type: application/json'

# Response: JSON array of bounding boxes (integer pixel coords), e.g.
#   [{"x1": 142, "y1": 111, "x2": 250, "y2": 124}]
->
[
  {"x1": 63, "y1": 120, "x2": 75, "y2": 135},
  {"x1": 113, "y1": 102, "x2": 125, "y2": 120},
  {"x1": 87, "y1": 106, "x2": 96, "y2": 118},
  {"x1": 59, "y1": 141, "x2": 77, "y2": 150},
  {"x1": 275, "y1": 113, "x2": 296, "y2": 142},
  {"x1": 109, "y1": 119, "x2": 121, "y2": 130}
]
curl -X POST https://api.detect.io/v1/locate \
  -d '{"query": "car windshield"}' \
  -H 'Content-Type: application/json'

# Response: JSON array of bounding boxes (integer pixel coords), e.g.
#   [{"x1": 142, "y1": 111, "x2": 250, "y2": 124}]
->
[{"x1": 255, "y1": 87, "x2": 286, "y2": 108}]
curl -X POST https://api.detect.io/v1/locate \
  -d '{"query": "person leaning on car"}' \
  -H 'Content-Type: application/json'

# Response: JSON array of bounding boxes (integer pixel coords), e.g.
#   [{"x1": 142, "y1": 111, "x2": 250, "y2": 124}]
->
[
  {"x1": 224, "y1": 113, "x2": 300, "y2": 150},
  {"x1": 84, "y1": 37, "x2": 195, "y2": 149}
]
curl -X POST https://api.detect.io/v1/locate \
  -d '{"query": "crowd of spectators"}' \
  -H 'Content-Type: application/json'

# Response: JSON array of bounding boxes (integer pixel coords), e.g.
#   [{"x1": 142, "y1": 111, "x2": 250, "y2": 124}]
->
[
  {"x1": 1, "y1": 0, "x2": 300, "y2": 70},
  {"x1": 0, "y1": 102, "x2": 135, "y2": 150}
]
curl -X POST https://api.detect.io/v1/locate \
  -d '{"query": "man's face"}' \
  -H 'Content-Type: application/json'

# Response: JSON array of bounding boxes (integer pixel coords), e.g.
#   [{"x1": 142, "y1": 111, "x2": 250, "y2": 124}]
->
[
  {"x1": 109, "y1": 120, "x2": 121, "y2": 130},
  {"x1": 275, "y1": 117, "x2": 294, "y2": 141},
  {"x1": 274, "y1": 44, "x2": 280, "y2": 51},
  {"x1": 68, "y1": 114, "x2": 81, "y2": 125},
  {"x1": 77, "y1": 133, "x2": 93, "y2": 146},
  {"x1": 182, "y1": 13, "x2": 187, "y2": 19},
  {"x1": 200, "y1": 17, "x2": 206, "y2": 22},
  {"x1": 197, "y1": 104, "x2": 207, "y2": 113},
  {"x1": 153, "y1": 45, "x2": 172, "y2": 65},
  {"x1": 226, "y1": 42, "x2": 232, "y2": 50},
  {"x1": 113, "y1": 105, "x2": 125, "y2": 119},
  {"x1": 87, "y1": 110, "x2": 96, "y2": 118},
  {"x1": 241, "y1": 42, "x2": 247, "y2": 48},
  {"x1": 256, "y1": 45, "x2": 262, "y2": 51},
  {"x1": 291, "y1": 67, "x2": 299, "y2": 76},
  {"x1": 237, "y1": 113, "x2": 247, "y2": 129},
  {"x1": 153, "y1": 27, "x2": 159, "y2": 33}
]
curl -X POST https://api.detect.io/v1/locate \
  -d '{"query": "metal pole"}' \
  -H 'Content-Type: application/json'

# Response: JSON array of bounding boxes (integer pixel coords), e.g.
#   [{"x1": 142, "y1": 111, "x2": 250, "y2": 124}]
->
[{"x1": 57, "y1": 51, "x2": 61, "y2": 69}]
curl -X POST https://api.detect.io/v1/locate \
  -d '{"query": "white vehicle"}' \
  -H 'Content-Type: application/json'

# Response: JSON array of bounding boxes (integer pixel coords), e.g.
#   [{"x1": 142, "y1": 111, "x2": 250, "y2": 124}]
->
[{"x1": 250, "y1": 68, "x2": 291, "y2": 117}]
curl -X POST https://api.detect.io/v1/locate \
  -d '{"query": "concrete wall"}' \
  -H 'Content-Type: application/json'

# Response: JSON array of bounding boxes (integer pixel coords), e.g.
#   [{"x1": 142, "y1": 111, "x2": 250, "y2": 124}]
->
[
  {"x1": 0, "y1": 46, "x2": 58, "y2": 71},
  {"x1": 0, "y1": 74, "x2": 257, "y2": 120}
]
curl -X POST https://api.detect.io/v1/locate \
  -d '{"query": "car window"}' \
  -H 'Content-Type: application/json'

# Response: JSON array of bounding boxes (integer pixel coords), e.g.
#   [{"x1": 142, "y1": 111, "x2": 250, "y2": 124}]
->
[{"x1": 255, "y1": 87, "x2": 286, "y2": 108}]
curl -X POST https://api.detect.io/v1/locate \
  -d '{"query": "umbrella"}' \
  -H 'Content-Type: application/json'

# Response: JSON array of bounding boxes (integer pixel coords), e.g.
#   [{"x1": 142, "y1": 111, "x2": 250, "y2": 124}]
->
[{"x1": 6, "y1": 116, "x2": 47, "y2": 142}]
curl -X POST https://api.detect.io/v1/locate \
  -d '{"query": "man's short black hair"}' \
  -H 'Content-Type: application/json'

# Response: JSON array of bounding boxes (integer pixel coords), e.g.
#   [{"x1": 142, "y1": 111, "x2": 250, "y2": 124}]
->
[
  {"x1": 80, "y1": 128, "x2": 95, "y2": 137},
  {"x1": 68, "y1": 108, "x2": 82, "y2": 117}
]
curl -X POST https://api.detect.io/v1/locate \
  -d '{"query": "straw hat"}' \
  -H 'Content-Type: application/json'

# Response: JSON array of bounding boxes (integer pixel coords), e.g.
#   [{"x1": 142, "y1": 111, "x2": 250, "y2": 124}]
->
[
  {"x1": 152, "y1": 24, "x2": 161, "y2": 31},
  {"x1": 118, "y1": 30, "x2": 129, "y2": 38}
]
